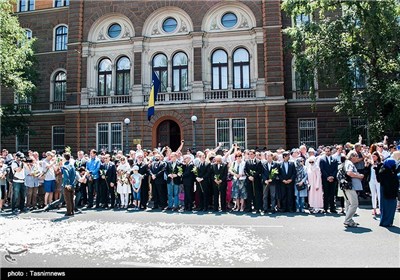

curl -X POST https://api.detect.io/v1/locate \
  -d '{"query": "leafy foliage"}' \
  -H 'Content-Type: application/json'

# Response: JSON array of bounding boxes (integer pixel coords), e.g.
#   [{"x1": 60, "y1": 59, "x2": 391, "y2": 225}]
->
[
  {"x1": 0, "y1": 0, "x2": 37, "y2": 98},
  {"x1": 0, "y1": 104, "x2": 31, "y2": 138},
  {"x1": 0, "y1": 0, "x2": 38, "y2": 138},
  {"x1": 282, "y1": 0, "x2": 400, "y2": 142}
]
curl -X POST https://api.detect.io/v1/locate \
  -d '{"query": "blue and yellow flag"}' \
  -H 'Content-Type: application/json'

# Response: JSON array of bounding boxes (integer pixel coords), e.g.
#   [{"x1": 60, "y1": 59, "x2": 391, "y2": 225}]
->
[{"x1": 147, "y1": 71, "x2": 161, "y2": 121}]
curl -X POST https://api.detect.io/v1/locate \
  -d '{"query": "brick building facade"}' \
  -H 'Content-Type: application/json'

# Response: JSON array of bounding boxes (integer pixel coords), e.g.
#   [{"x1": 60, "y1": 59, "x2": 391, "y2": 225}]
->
[{"x1": 1, "y1": 0, "x2": 353, "y2": 154}]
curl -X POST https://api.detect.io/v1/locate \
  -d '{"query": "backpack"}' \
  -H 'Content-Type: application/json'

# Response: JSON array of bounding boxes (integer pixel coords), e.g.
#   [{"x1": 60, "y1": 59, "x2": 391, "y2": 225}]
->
[
  {"x1": 6, "y1": 161, "x2": 18, "y2": 182},
  {"x1": 337, "y1": 163, "x2": 352, "y2": 190}
]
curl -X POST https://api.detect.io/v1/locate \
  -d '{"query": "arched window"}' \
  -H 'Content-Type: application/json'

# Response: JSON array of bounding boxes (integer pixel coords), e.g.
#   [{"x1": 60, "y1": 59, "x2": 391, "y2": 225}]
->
[
  {"x1": 25, "y1": 29, "x2": 32, "y2": 40},
  {"x1": 54, "y1": 71, "x2": 66, "y2": 101},
  {"x1": 172, "y1": 52, "x2": 188, "y2": 92},
  {"x1": 116, "y1": 57, "x2": 130, "y2": 95},
  {"x1": 152, "y1": 53, "x2": 168, "y2": 92},
  {"x1": 233, "y1": 48, "x2": 250, "y2": 89},
  {"x1": 211, "y1": 50, "x2": 228, "y2": 90},
  {"x1": 55, "y1": 25, "x2": 68, "y2": 51},
  {"x1": 98, "y1": 58, "x2": 112, "y2": 96}
]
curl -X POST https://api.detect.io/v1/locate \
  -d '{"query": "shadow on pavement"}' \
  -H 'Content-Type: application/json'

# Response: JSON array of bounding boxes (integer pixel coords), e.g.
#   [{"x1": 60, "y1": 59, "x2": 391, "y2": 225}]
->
[{"x1": 344, "y1": 226, "x2": 372, "y2": 234}]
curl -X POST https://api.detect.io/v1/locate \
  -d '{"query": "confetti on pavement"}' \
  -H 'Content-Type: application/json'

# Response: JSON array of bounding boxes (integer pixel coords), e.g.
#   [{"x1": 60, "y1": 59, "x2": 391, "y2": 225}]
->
[{"x1": 0, "y1": 217, "x2": 271, "y2": 266}]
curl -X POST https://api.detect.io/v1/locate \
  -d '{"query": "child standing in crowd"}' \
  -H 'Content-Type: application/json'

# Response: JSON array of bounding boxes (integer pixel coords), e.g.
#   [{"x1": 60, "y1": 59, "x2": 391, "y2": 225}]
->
[{"x1": 131, "y1": 166, "x2": 143, "y2": 210}]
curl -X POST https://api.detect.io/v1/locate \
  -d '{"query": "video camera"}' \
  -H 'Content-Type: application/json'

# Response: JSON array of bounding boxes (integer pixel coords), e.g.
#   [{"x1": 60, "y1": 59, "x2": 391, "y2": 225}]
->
[{"x1": 15, "y1": 152, "x2": 33, "y2": 163}]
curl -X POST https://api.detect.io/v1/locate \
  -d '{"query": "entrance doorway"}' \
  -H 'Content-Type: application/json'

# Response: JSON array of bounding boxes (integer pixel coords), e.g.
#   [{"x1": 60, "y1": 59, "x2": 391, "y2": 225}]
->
[{"x1": 156, "y1": 120, "x2": 181, "y2": 151}]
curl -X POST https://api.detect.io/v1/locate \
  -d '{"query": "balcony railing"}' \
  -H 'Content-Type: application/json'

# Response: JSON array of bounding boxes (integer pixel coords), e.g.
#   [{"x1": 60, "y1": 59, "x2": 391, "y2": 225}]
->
[
  {"x1": 50, "y1": 101, "x2": 66, "y2": 111},
  {"x1": 88, "y1": 95, "x2": 132, "y2": 105},
  {"x1": 143, "y1": 91, "x2": 192, "y2": 103},
  {"x1": 14, "y1": 104, "x2": 31, "y2": 111},
  {"x1": 85, "y1": 88, "x2": 257, "y2": 107},
  {"x1": 204, "y1": 89, "x2": 256, "y2": 100},
  {"x1": 291, "y1": 90, "x2": 320, "y2": 100}
]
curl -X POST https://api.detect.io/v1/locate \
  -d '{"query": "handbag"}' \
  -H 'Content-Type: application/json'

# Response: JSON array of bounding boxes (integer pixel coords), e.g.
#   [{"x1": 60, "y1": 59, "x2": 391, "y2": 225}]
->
[{"x1": 296, "y1": 184, "x2": 306, "y2": 191}]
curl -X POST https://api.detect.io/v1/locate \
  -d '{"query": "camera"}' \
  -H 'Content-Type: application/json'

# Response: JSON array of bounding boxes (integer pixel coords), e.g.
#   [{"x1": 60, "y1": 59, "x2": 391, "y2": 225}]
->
[
  {"x1": 21, "y1": 157, "x2": 33, "y2": 163},
  {"x1": 15, "y1": 152, "x2": 33, "y2": 163}
]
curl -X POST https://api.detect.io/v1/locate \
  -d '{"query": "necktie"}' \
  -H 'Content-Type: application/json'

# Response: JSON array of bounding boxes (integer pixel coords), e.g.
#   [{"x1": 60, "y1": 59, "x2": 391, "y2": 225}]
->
[
  {"x1": 218, "y1": 164, "x2": 220, "y2": 170},
  {"x1": 285, "y1": 162, "x2": 288, "y2": 173},
  {"x1": 328, "y1": 157, "x2": 331, "y2": 165},
  {"x1": 236, "y1": 163, "x2": 240, "y2": 174}
]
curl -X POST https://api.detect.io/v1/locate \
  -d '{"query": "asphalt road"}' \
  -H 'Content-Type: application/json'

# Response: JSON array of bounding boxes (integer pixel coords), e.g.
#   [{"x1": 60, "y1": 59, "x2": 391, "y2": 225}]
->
[{"x1": 0, "y1": 204, "x2": 399, "y2": 268}]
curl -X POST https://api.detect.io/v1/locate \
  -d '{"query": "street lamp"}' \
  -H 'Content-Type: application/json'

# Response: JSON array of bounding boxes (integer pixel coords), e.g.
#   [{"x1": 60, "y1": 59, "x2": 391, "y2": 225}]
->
[
  {"x1": 124, "y1": 118, "x2": 130, "y2": 155},
  {"x1": 191, "y1": 115, "x2": 197, "y2": 153}
]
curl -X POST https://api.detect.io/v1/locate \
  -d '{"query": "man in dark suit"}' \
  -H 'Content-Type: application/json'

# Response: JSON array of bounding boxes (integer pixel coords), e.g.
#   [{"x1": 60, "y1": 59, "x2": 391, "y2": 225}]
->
[
  {"x1": 261, "y1": 151, "x2": 280, "y2": 213},
  {"x1": 244, "y1": 149, "x2": 263, "y2": 213},
  {"x1": 195, "y1": 152, "x2": 210, "y2": 212},
  {"x1": 181, "y1": 154, "x2": 195, "y2": 211},
  {"x1": 210, "y1": 155, "x2": 228, "y2": 212},
  {"x1": 278, "y1": 151, "x2": 296, "y2": 212},
  {"x1": 319, "y1": 146, "x2": 338, "y2": 213},
  {"x1": 149, "y1": 153, "x2": 167, "y2": 210},
  {"x1": 101, "y1": 154, "x2": 117, "y2": 208}
]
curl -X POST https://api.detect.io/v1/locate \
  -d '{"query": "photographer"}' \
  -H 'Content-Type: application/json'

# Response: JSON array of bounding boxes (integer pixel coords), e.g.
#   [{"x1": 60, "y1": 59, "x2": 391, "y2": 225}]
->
[{"x1": 11, "y1": 152, "x2": 28, "y2": 214}]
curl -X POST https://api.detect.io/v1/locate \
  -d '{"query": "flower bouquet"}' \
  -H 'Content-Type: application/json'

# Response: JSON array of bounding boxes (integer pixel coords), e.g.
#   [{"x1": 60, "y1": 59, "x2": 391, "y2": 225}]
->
[
  {"x1": 177, "y1": 166, "x2": 183, "y2": 177},
  {"x1": 214, "y1": 174, "x2": 221, "y2": 189},
  {"x1": 269, "y1": 168, "x2": 279, "y2": 180},
  {"x1": 192, "y1": 166, "x2": 203, "y2": 192}
]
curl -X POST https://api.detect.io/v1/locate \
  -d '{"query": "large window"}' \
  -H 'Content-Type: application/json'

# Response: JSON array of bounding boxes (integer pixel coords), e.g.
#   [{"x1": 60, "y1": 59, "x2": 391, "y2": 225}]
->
[
  {"x1": 54, "y1": 71, "x2": 66, "y2": 101},
  {"x1": 298, "y1": 119, "x2": 317, "y2": 148},
  {"x1": 19, "y1": 0, "x2": 34, "y2": 12},
  {"x1": 98, "y1": 58, "x2": 112, "y2": 96},
  {"x1": 172, "y1": 52, "x2": 188, "y2": 92},
  {"x1": 295, "y1": 14, "x2": 310, "y2": 26},
  {"x1": 97, "y1": 123, "x2": 122, "y2": 152},
  {"x1": 55, "y1": 25, "x2": 68, "y2": 51},
  {"x1": 52, "y1": 126, "x2": 65, "y2": 152},
  {"x1": 16, "y1": 133, "x2": 29, "y2": 153},
  {"x1": 116, "y1": 57, "x2": 130, "y2": 95},
  {"x1": 153, "y1": 53, "x2": 168, "y2": 92},
  {"x1": 233, "y1": 48, "x2": 250, "y2": 89},
  {"x1": 212, "y1": 50, "x2": 228, "y2": 90},
  {"x1": 216, "y1": 118, "x2": 246, "y2": 149},
  {"x1": 54, "y1": 0, "x2": 69, "y2": 7},
  {"x1": 349, "y1": 58, "x2": 366, "y2": 89}
]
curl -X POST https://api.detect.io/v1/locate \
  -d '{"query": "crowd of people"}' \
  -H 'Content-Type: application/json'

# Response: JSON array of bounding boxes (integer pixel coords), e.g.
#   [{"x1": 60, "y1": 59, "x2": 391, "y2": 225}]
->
[{"x1": 1, "y1": 137, "x2": 399, "y2": 228}]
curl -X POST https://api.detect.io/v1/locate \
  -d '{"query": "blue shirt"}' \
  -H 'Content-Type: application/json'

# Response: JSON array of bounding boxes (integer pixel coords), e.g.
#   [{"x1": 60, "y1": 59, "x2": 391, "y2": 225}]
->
[{"x1": 86, "y1": 157, "x2": 101, "y2": 179}]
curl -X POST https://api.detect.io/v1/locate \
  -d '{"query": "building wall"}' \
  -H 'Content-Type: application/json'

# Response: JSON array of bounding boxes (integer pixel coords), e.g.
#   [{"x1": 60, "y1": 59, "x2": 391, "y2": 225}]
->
[{"x1": 1, "y1": 0, "x2": 353, "y2": 154}]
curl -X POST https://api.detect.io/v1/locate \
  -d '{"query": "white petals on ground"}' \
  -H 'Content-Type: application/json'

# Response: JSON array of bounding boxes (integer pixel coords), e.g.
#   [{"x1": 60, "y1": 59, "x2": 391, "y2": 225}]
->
[{"x1": 0, "y1": 217, "x2": 270, "y2": 266}]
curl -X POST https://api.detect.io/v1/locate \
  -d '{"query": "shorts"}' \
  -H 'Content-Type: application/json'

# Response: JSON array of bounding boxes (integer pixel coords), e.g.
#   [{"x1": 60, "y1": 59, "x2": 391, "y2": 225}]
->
[
  {"x1": 43, "y1": 180, "x2": 56, "y2": 193},
  {"x1": 133, "y1": 191, "x2": 141, "y2": 201}
]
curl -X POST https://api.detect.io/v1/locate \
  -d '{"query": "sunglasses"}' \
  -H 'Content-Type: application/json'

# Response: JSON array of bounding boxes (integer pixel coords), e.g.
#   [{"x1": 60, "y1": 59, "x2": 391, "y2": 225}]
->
[{"x1": 309, "y1": 161, "x2": 315, "y2": 164}]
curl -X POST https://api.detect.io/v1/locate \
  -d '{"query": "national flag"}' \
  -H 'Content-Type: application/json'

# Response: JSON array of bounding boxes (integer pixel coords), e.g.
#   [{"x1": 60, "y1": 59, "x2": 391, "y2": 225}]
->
[{"x1": 147, "y1": 71, "x2": 161, "y2": 121}]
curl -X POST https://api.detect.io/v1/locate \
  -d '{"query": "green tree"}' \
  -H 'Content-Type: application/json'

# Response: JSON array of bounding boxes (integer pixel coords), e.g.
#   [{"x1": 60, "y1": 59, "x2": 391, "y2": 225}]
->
[
  {"x1": 282, "y1": 0, "x2": 400, "y2": 143},
  {"x1": 0, "y1": 0, "x2": 37, "y2": 139}
]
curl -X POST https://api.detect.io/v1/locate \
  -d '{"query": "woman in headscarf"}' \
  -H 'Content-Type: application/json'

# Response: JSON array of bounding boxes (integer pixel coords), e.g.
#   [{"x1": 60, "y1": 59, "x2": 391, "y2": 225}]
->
[
  {"x1": 376, "y1": 158, "x2": 399, "y2": 227},
  {"x1": 306, "y1": 156, "x2": 324, "y2": 214},
  {"x1": 294, "y1": 157, "x2": 308, "y2": 213}
]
